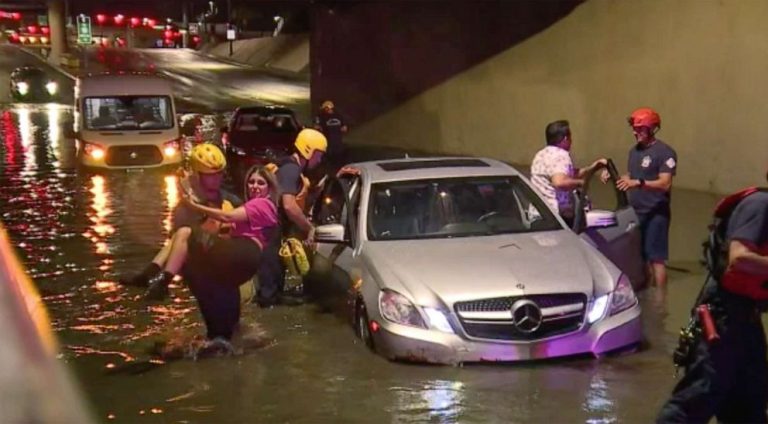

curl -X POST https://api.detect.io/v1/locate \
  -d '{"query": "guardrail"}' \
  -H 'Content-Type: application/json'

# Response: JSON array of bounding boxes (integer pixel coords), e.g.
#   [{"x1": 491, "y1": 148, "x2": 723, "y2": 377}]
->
[{"x1": 0, "y1": 223, "x2": 93, "y2": 423}]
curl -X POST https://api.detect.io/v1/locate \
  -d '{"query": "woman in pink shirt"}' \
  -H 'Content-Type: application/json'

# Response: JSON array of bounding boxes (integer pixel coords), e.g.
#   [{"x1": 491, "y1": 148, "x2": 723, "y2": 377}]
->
[{"x1": 145, "y1": 165, "x2": 280, "y2": 340}]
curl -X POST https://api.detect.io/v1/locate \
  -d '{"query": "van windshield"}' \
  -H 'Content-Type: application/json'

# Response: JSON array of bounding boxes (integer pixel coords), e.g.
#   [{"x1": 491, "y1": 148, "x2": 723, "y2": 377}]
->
[{"x1": 84, "y1": 96, "x2": 174, "y2": 130}]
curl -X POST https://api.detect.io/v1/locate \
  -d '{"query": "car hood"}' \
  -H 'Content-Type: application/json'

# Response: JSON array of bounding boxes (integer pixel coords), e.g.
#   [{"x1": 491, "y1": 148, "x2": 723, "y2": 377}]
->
[{"x1": 362, "y1": 230, "x2": 613, "y2": 306}]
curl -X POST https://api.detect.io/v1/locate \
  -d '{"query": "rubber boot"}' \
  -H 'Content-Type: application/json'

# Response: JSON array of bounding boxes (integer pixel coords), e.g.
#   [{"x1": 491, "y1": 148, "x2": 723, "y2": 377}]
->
[
  {"x1": 119, "y1": 263, "x2": 161, "y2": 288},
  {"x1": 144, "y1": 271, "x2": 175, "y2": 301}
]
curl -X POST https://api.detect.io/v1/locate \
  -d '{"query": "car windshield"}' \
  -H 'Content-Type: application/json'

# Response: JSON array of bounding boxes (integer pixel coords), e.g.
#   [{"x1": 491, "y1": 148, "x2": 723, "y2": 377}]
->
[
  {"x1": 84, "y1": 96, "x2": 174, "y2": 130},
  {"x1": 367, "y1": 176, "x2": 562, "y2": 240},
  {"x1": 233, "y1": 112, "x2": 296, "y2": 138},
  {"x1": 18, "y1": 69, "x2": 47, "y2": 82}
]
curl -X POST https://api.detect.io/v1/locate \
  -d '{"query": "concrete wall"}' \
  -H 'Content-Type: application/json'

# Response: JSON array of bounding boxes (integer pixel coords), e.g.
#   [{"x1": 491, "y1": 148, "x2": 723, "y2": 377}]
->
[
  {"x1": 351, "y1": 0, "x2": 768, "y2": 195},
  {"x1": 204, "y1": 34, "x2": 309, "y2": 75}
]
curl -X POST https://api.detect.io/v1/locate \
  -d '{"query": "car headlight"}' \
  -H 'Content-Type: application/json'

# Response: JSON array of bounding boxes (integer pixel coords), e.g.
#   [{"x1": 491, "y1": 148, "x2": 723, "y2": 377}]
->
[
  {"x1": 45, "y1": 81, "x2": 57, "y2": 95},
  {"x1": 609, "y1": 274, "x2": 637, "y2": 316},
  {"x1": 16, "y1": 81, "x2": 29, "y2": 95},
  {"x1": 423, "y1": 307, "x2": 455, "y2": 333},
  {"x1": 587, "y1": 294, "x2": 609, "y2": 324},
  {"x1": 229, "y1": 145, "x2": 246, "y2": 156},
  {"x1": 379, "y1": 290, "x2": 426, "y2": 328},
  {"x1": 163, "y1": 139, "x2": 180, "y2": 158}
]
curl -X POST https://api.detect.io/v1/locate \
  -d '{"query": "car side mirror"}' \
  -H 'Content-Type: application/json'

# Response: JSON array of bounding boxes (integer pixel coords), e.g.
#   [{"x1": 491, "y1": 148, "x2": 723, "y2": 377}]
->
[
  {"x1": 586, "y1": 210, "x2": 618, "y2": 229},
  {"x1": 315, "y1": 223, "x2": 346, "y2": 243}
]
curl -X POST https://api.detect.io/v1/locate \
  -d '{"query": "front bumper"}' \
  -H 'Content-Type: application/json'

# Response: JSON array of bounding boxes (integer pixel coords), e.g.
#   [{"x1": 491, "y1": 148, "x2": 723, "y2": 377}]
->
[
  {"x1": 371, "y1": 303, "x2": 642, "y2": 364},
  {"x1": 78, "y1": 142, "x2": 182, "y2": 169}
]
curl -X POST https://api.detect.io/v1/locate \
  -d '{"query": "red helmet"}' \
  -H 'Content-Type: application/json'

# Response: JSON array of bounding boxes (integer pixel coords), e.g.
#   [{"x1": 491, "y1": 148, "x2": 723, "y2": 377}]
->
[{"x1": 627, "y1": 107, "x2": 661, "y2": 129}]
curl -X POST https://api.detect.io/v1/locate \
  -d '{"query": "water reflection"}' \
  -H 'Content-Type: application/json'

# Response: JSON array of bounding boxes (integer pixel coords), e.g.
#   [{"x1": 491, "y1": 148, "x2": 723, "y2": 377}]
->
[{"x1": 392, "y1": 380, "x2": 465, "y2": 422}]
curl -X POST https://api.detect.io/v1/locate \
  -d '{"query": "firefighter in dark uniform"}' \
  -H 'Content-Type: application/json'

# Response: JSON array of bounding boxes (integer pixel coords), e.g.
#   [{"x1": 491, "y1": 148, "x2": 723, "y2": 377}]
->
[
  {"x1": 314, "y1": 100, "x2": 348, "y2": 170},
  {"x1": 614, "y1": 107, "x2": 677, "y2": 288},
  {"x1": 657, "y1": 185, "x2": 768, "y2": 423}
]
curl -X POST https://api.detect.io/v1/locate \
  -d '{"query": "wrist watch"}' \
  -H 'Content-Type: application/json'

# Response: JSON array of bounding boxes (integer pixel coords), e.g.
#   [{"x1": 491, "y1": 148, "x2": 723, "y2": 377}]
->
[{"x1": 638, "y1": 179, "x2": 646, "y2": 188}]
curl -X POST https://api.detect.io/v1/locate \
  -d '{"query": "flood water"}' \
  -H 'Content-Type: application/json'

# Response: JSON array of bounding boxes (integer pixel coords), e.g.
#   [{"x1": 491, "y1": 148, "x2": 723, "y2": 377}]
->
[{"x1": 0, "y1": 103, "x2": 741, "y2": 423}]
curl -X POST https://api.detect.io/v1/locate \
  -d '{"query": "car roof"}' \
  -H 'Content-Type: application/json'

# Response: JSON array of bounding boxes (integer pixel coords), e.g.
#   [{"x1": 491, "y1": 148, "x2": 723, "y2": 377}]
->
[
  {"x1": 77, "y1": 73, "x2": 173, "y2": 96},
  {"x1": 235, "y1": 105, "x2": 295, "y2": 115},
  {"x1": 349, "y1": 156, "x2": 523, "y2": 184}
]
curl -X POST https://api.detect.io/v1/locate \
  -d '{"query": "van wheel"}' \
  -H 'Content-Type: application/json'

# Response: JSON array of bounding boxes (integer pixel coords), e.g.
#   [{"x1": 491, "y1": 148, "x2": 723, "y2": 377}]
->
[{"x1": 355, "y1": 301, "x2": 374, "y2": 350}]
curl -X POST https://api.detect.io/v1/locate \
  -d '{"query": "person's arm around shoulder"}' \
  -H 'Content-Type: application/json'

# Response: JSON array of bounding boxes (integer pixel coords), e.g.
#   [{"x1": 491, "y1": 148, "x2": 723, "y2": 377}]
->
[{"x1": 182, "y1": 192, "x2": 249, "y2": 224}]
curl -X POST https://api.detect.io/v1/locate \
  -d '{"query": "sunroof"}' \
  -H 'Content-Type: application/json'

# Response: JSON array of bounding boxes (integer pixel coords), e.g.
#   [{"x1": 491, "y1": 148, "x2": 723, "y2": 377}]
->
[{"x1": 377, "y1": 159, "x2": 490, "y2": 171}]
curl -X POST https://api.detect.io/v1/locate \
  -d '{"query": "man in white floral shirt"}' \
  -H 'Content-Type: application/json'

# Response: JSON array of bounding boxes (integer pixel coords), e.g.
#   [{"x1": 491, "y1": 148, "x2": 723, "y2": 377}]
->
[{"x1": 530, "y1": 120, "x2": 606, "y2": 225}]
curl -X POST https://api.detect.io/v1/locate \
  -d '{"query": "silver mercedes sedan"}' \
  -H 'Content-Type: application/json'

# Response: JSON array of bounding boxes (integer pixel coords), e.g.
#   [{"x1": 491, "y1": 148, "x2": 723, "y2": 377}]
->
[{"x1": 306, "y1": 157, "x2": 644, "y2": 364}]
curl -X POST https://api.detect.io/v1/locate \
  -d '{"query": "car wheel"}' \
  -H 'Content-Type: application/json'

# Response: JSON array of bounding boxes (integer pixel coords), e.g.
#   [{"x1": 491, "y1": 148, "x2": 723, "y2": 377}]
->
[{"x1": 355, "y1": 300, "x2": 375, "y2": 350}]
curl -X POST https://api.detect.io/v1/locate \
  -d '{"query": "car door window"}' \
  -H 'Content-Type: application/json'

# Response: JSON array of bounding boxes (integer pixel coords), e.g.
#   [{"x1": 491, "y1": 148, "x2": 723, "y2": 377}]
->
[{"x1": 312, "y1": 179, "x2": 348, "y2": 226}]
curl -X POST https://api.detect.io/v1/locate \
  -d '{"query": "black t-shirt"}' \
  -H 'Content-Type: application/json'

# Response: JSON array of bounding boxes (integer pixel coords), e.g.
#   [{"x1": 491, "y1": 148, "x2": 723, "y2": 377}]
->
[
  {"x1": 627, "y1": 139, "x2": 677, "y2": 215},
  {"x1": 314, "y1": 111, "x2": 345, "y2": 146},
  {"x1": 275, "y1": 156, "x2": 304, "y2": 236}
]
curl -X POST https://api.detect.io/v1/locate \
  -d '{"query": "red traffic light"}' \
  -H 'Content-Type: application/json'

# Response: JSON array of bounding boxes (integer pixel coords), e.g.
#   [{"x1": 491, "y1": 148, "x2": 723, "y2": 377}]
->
[
  {"x1": 130, "y1": 17, "x2": 140, "y2": 27},
  {"x1": 96, "y1": 14, "x2": 106, "y2": 24},
  {"x1": 114, "y1": 14, "x2": 124, "y2": 25}
]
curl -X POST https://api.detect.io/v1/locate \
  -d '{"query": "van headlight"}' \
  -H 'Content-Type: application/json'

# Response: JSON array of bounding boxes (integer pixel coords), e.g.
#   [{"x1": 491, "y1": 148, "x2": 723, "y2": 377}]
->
[
  {"x1": 16, "y1": 81, "x2": 29, "y2": 95},
  {"x1": 163, "y1": 139, "x2": 180, "y2": 157},
  {"x1": 379, "y1": 290, "x2": 426, "y2": 328},
  {"x1": 45, "y1": 81, "x2": 58, "y2": 95},
  {"x1": 609, "y1": 274, "x2": 637, "y2": 316},
  {"x1": 82, "y1": 141, "x2": 105, "y2": 160}
]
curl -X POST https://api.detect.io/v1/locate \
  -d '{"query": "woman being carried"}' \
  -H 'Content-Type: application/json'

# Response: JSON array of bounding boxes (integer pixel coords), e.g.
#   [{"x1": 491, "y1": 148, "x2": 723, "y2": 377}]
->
[{"x1": 145, "y1": 165, "x2": 280, "y2": 340}]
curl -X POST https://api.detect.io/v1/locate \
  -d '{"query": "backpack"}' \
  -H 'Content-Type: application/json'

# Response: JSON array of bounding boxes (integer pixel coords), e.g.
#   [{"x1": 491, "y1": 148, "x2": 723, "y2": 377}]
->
[{"x1": 704, "y1": 187, "x2": 768, "y2": 299}]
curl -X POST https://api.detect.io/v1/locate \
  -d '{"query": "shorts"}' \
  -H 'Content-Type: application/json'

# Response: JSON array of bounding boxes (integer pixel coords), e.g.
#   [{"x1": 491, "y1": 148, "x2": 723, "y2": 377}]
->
[{"x1": 638, "y1": 213, "x2": 670, "y2": 262}]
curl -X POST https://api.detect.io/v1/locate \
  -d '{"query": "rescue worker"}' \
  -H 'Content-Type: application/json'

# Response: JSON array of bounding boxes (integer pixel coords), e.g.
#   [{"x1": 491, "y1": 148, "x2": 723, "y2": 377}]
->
[
  {"x1": 175, "y1": 165, "x2": 280, "y2": 341},
  {"x1": 656, "y1": 176, "x2": 768, "y2": 423},
  {"x1": 530, "y1": 120, "x2": 606, "y2": 226},
  {"x1": 257, "y1": 128, "x2": 327, "y2": 307},
  {"x1": 613, "y1": 107, "x2": 677, "y2": 288},
  {"x1": 119, "y1": 143, "x2": 241, "y2": 297},
  {"x1": 313, "y1": 100, "x2": 347, "y2": 170}
]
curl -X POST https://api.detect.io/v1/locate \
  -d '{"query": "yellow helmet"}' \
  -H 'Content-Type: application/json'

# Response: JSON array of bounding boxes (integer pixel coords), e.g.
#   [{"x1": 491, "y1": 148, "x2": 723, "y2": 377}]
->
[
  {"x1": 189, "y1": 143, "x2": 226, "y2": 173},
  {"x1": 294, "y1": 128, "x2": 327, "y2": 160}
]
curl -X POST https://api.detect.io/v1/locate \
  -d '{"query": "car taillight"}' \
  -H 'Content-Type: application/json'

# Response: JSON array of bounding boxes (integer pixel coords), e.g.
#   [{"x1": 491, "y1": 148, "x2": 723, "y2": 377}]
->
[
  {"x1": 163, "y1": 139, "x2": 180, "y2": 158},
  {"x1": 83, "y1": 142, "x2": 105, "y2": 160}
]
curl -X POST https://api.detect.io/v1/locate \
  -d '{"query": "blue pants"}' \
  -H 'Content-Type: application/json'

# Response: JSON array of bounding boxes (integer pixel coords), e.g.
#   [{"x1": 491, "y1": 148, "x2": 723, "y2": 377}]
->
[
  {"x1": 256, "y1": 232, "x2": 284, "y2": 303},
  {"x1": 638, "y1": 213, "x2": 670, "y2": 262},
  {"x1": 657, "y1": 305, "x2": 768, "y2": 423}
]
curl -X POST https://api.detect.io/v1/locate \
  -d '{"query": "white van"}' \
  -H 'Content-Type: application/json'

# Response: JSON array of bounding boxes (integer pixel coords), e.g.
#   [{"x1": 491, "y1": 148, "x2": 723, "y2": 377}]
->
[{"x1": 74, "y1": 73, "x2": 181, "y2": 168}]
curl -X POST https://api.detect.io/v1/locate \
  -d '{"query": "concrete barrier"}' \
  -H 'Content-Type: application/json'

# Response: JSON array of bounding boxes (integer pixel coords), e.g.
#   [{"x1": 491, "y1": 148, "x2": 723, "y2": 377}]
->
[
  {"x1": 202, "y1": 34, "x2": 309, "y2": 77},
  {"x1": 0, "y1": 224, "x2": 93, "y2": 423}
]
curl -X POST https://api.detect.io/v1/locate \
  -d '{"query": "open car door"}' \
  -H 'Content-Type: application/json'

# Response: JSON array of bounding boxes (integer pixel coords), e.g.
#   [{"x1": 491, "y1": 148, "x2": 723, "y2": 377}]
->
[{"x1": 573, "y1": 160, "x2": 647, "y2": 290}]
